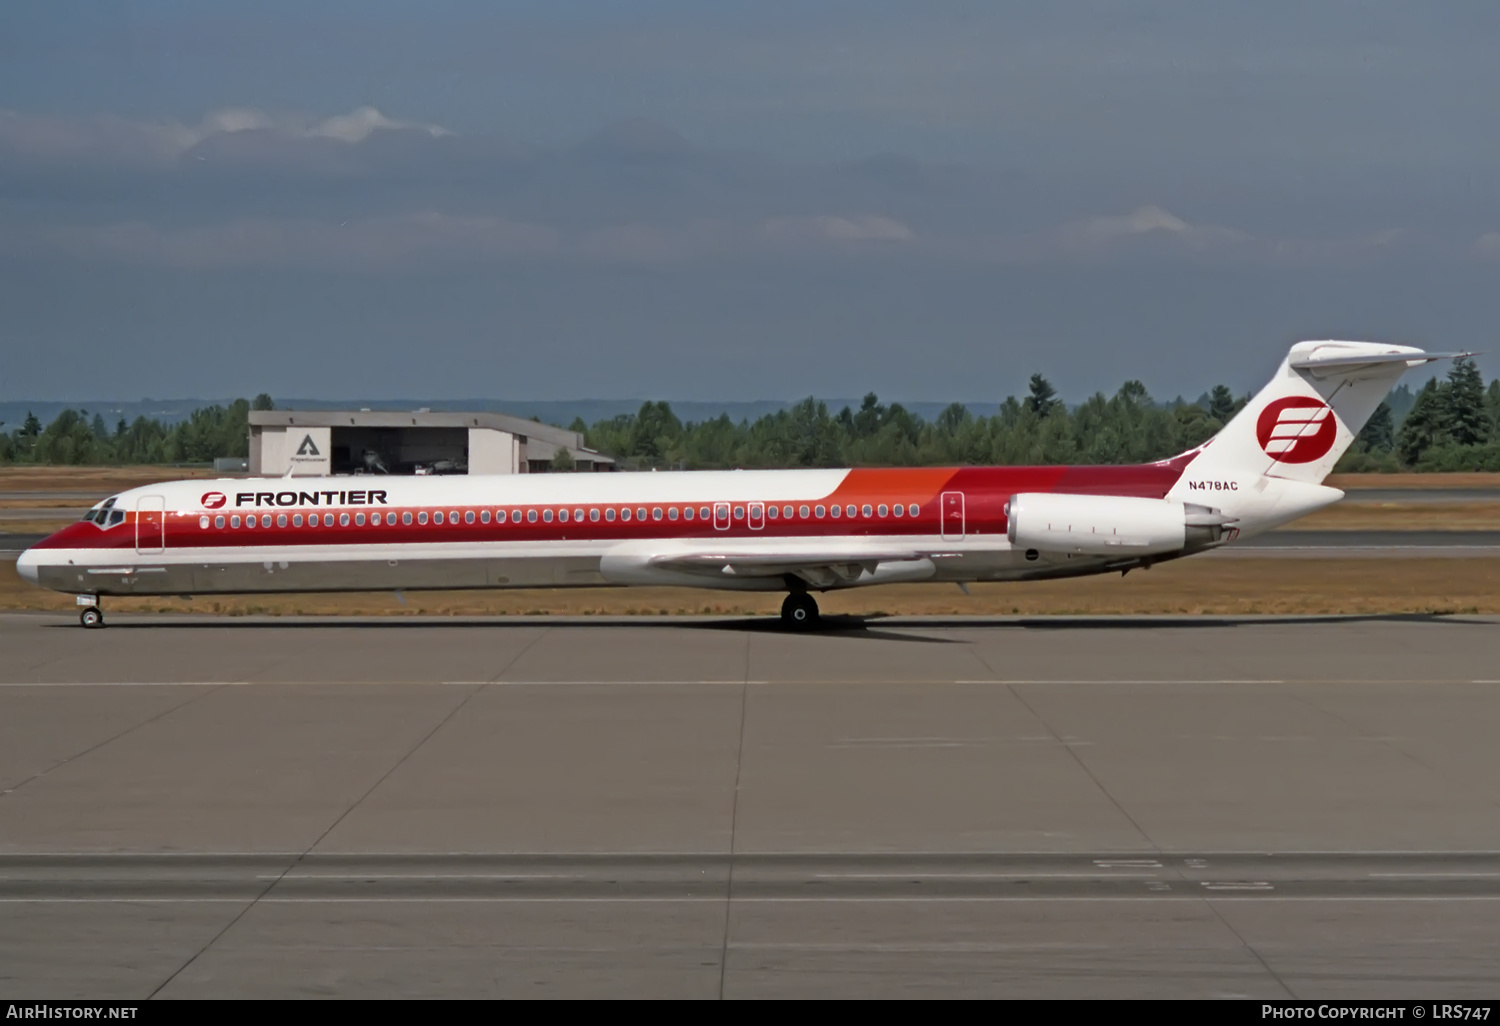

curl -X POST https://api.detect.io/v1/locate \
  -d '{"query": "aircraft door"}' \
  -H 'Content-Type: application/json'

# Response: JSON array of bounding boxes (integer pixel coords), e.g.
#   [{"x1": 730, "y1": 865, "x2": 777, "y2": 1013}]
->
[
  {"x1": 136, "y1": 495, "x2": 166, "y2": 554},
  {"x1": 940, "y1": 491, "x2": 965, "y2": 541},
  {"x1": 713, "y1": 502, "x2": 731, "y2": 530},
  {"x1": 747, "y1": 502, "x2": 764, "y2": 530}
]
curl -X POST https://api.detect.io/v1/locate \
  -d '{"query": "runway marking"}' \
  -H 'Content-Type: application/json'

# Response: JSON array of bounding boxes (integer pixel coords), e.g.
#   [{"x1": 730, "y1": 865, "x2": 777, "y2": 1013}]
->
[
  {"x1": 1095, "y1": 859, "x2": 1163, "y2": 869},
  {"x1": 259, "y1": 873, "x2": 592, "y2": 880},
  {"x1": 955, "y1": 680, "x2": 1288, "y2": 685},
  {"x1": 6, "y1": 895, "x2": 1500, "y2": 904},
  {"x1": 6, "y1": 678, "x2": 1500, "y2": 687},
  {"x1": 812, "y1": 872, "x2": 1161, "y2": 879},
  {"x1": 1201, "y1": 882, "x2": 1274, "y2": 891},
  {"x1": 1368, "y1": 872, "x2": 1500, "y2": 878},
  {"x1": 0, "y1": 682, "x2": 249, "y2": 687}
]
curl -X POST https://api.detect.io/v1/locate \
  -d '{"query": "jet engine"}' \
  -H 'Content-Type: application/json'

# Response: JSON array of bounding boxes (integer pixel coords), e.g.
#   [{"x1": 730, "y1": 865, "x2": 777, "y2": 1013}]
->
[{"x1": 1005, "y1": 493, "x2": 1232, "y2": 557}]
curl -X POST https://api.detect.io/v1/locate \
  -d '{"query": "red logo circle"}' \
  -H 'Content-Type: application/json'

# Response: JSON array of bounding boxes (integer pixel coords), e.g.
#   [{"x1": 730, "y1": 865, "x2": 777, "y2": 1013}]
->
[
  {"x1": 1255, "y1": 397, "x2": 1337, "y2": 464},
  {"x1": 201, "y1": 491, "x2": 227, "y2": 509}
]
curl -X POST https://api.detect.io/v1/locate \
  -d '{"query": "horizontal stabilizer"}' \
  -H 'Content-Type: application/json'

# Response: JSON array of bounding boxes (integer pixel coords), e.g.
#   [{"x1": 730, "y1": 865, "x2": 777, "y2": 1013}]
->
[{"x1": 1288, "y1": 348, "x2": 1476, "y2": 379}]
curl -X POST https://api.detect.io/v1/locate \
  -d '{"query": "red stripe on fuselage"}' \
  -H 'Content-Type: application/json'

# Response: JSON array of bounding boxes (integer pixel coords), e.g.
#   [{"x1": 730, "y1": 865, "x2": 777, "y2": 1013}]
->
[{"x1": 29, "y1": 461, "x2": 1189, "y2": 553}]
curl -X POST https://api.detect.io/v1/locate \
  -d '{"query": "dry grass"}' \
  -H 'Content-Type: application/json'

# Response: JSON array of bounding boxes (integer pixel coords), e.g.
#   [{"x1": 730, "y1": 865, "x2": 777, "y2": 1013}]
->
[
  {"x1": 0, "y1": 466, "x2": 216, "y2": 494},
  {"x1": 5, "y1": 557, "x2": 1497, "y2": 617},
  {"x1": 1326, "y1": 472, "x2": 1500, "y2": 490},
  {"x1": 1293, "y1": 502, "x2": 1500, "y2": 531}
]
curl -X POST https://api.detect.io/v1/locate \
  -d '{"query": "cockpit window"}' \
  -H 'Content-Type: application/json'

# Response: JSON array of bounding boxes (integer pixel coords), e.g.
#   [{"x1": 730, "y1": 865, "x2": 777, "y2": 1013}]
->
[{"x1": 82, "y1": 496, "x2": 121, "y2": 527}]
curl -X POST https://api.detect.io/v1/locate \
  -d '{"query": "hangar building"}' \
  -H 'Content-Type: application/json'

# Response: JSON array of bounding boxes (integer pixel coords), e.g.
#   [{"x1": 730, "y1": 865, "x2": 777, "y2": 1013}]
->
[{"x1": 247, "y1": 410, "x2": 614, "y2": 477}]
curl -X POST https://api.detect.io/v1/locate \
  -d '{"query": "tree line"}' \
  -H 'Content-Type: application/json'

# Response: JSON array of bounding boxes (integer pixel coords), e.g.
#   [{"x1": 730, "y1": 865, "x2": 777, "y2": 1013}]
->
[
  {"x1": 4, "y1": 361, "x2": 1499, "y2": 471},
  {"x1": 0, "y1": 395, "x2": 274, "y2": 466},
  {"x1": 579, "y1": 359, "x2": 1500, "y2": 472}
]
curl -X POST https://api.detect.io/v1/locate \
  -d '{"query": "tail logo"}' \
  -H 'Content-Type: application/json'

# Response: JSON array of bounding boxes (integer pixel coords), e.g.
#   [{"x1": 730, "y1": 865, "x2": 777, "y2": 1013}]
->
[{"x1": 1256, "y1": 397, "x2": 1337, "y2": 464}]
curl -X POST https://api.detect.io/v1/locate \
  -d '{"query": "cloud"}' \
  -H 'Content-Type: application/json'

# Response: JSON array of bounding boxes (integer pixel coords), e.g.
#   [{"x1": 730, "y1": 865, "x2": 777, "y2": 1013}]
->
[
  {"x1": 31, "y1": 212, "x2": 560, "y2": 270},
  {"x1": 1474, "y1": 232, "x2": 1500, "y2": 259},
  {"x1": 759, "y1": 213, "x2": 914, "y2": 246},
  {"x1": 0, "y1": 105, "x2": 448, "y2": 168},
  {"x1": 1057, "y1": 205, "x2": 1249, "y2": 253}
]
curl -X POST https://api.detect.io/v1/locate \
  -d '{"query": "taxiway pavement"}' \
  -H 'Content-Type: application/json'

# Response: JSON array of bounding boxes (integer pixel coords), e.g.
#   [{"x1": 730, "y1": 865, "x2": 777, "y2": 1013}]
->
[{"x1": 3, "y1": 613, "x2": 1500, "y2": 997}]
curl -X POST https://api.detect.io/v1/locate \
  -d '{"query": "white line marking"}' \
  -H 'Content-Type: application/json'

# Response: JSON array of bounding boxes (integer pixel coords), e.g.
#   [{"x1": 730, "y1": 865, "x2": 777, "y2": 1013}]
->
[
  {"x1": 4, "y1": 895, "x2": 1500, "y2": 904},
  {"x1": 258, "y1": 873, "x2": 586, "y2": 880},
  {"x1": 812, "y1": 872, "x2": 1160, "y2": 880},
  {"x1": 1368, "y1": 872, "x2": 1500, "y2": 878},
  {"x1": 0, "y1": 682, "x2": 248, "y2": 688}
]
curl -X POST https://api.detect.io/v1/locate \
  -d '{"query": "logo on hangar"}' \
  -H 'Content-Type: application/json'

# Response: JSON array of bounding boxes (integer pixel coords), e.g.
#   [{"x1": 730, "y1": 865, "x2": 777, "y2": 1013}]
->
[
  {"x1": 201, "y1": 491, "x2": 228, "y2": 509},
  {"x1": 1255, "y1": 397, "x2": 1337, "y2": 464}
]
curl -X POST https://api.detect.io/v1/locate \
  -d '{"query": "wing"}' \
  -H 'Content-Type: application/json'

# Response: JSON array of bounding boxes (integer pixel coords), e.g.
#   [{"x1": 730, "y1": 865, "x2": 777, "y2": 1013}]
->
[{"x1": 646, "y1": 547, "x2": 946, "y2": 588}]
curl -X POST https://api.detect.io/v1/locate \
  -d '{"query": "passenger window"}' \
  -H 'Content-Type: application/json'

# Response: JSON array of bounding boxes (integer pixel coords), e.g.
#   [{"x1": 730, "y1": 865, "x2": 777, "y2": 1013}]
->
[
  {"x1": 621, "y1": 508, "x2": 631, "y2": 521},
  {"x1": 590, "y1": 508, "x2": 600, "y2": 522},
  {"x1": 231, "y1": 515, "x2": 241, "y2": 528},
  {"x1": 830, "y1": 505, "x2": 841, "y2": 519},
  {"x1": 799, "y1": 505, "x2": 809, "y2": 518},
  {"x1": 279, "y1": 514, "x2": 290, "y2": 527},
  {"x1": 353, "y1": 513, "x2": 364, "y2": 526},
  {"x1": 403, "y1": 512, "x2": 413, "y2": 525},
  {"x1": 699, "y1": 506, "x2": 710, "y2": 520},
  {"x1": 767, "y1": 506, "x2": 778, "y2": 519},
  {"x1": 637, "y1": 508, "x2": 647, "y2": 521},
  {"x1": 668, "y1": 507, "x2": 679, "y2": 521},
  {"x1": 861, "y1": 504, "x2": 872, "y2": 518},
  {"x1": 449, "y1": 510, "x2": 459, "y2": 523},
  {"x1": 847, "y1": 505, "x2": 857, "y2": 518},
  {"x1": 574, "y1": 509, "x2": 584, "y2": 522},
  {"x1": 683, "y1": 507, "x2": 694, "y2": 521},
  {"x1": 215, "y1": 515, "x2": 225, "y2": 528},
  {"x1": 558, "y1": 509, "x2": 569, "y2": 523},
  {"x1": 372, "y1": 512, "x2": 382, "y2": 526},
  {"x1": 512, "y1": 510, "x2": 523, "y2": 523},
  {"x1": 339, "y1": 513, "x2": 350, "y2": 527},
  {"x1": 605, "y1": 508, "x2": 616, "y2": 521},
  {"x1": 465, "y1": 510, "x2": 475, "y2": 524},
  {"x1": 908, "y1": 503, "x2": 919, "y2": 517},
  {"x1": 814, "y1": 505, "x2": 824, "y2": 518},
  {"x1": 893, "y1": 504, "x2": 903, "y2": 517},
  {"x1": 199, "y1": 516, "x2": 209, "y2": 529},
  {"x1": 434, "y1": 512, "x2": 445, "y2": 525},
  {"x1": 527, "y1": 509, "x2": 537, "y2": 523},
  {"x1": 292, "y1": 514, "x2": 303, "y2": 527},
  {"x1": 783, "y1": 505, "x2": 793, "y2": 519},
  {"x1": 877, "y1": 504, "x2": 888, "y2": 517},
  {"x1": 418, "y1": 511, "x2": 428, "y2": 525},
  {"x1": 733, "y1": 506, "x2": 744, "y2": 520},
  {"x1": 480, "y1": 510, "x2": 490, "y2": 524}
]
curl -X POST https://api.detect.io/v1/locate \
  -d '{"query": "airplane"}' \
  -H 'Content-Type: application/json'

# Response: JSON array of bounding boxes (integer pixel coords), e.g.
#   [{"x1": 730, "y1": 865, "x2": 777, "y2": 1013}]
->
[{"x1": 15, "y1": 340, "x2": 1465, "y2": 630}]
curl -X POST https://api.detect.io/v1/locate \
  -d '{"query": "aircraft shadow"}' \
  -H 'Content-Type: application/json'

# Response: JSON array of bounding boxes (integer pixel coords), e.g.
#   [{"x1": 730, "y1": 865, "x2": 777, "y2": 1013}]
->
[{"x1": 47, "y1": 610, "x2": 1496, "y2": 643}]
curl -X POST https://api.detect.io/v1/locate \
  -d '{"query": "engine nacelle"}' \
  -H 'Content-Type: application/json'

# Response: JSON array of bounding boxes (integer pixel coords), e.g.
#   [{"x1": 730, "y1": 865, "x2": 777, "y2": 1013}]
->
[{"x1": 1006, "y1": 493, "x2": 1228, "y2": 557}]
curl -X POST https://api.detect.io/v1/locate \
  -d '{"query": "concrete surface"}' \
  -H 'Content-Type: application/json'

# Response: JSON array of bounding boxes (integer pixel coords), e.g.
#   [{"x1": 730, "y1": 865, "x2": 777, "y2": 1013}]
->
[{"x1": 2, "y1": 612, "x2": 1500, "y2": 997}]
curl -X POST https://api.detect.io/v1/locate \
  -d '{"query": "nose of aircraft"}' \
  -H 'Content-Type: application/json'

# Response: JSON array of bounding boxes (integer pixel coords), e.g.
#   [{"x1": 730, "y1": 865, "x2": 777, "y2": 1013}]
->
[{"x1": 15, "y1": 546, "x2": 40, "y2": 584}]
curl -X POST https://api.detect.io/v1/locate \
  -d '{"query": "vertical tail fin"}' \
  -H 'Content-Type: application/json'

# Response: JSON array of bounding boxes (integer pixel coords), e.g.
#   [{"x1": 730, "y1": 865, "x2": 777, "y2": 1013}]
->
[{"x1": 1177, "y1": 340, "x2": 1465, "y2": 485}]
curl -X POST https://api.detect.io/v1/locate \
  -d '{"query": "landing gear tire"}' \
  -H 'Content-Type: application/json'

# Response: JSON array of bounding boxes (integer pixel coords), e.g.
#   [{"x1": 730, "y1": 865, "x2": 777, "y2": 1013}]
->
[
  {"x1": 780, "y1": 592, "x2": 820, "y2": 630},
  {"x1": 79, "y1": 606, "x2": 105, "y2": 629}
]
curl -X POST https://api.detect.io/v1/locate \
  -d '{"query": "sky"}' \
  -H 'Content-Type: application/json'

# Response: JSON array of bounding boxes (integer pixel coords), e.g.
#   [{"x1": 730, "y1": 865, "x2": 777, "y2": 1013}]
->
[{"x1": 2, "y1": 1, "x2": 1498, "y2": 404}]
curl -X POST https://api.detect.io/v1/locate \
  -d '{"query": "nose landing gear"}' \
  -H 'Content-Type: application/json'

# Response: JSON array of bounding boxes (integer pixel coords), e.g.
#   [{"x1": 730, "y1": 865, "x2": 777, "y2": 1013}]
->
[
  {"x1": 780, "y1": 592, "x2": 820, "y2": 630},
  {"x1": 79, "y1": 605, "x2": 105, "y2": 629}
]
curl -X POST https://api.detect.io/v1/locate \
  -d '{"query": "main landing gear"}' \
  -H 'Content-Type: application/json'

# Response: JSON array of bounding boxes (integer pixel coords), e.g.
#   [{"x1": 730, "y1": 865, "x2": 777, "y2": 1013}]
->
[
  {"x1": 77, "y1": 595, "x2": 104, "y2": 629},
  {"x1": 780, "y1": 592, "x2": 820, "y2": 630}
]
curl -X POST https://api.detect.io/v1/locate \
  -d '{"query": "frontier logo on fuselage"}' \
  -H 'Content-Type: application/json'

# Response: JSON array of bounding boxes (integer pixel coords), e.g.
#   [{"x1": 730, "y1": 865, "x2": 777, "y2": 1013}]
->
[
  {"x1": 1255, "y1": 397, "x2": 1337, "y2": 464},
  {"x1": 201, "y1": 492, "x2": 227, "y2": 509}
]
